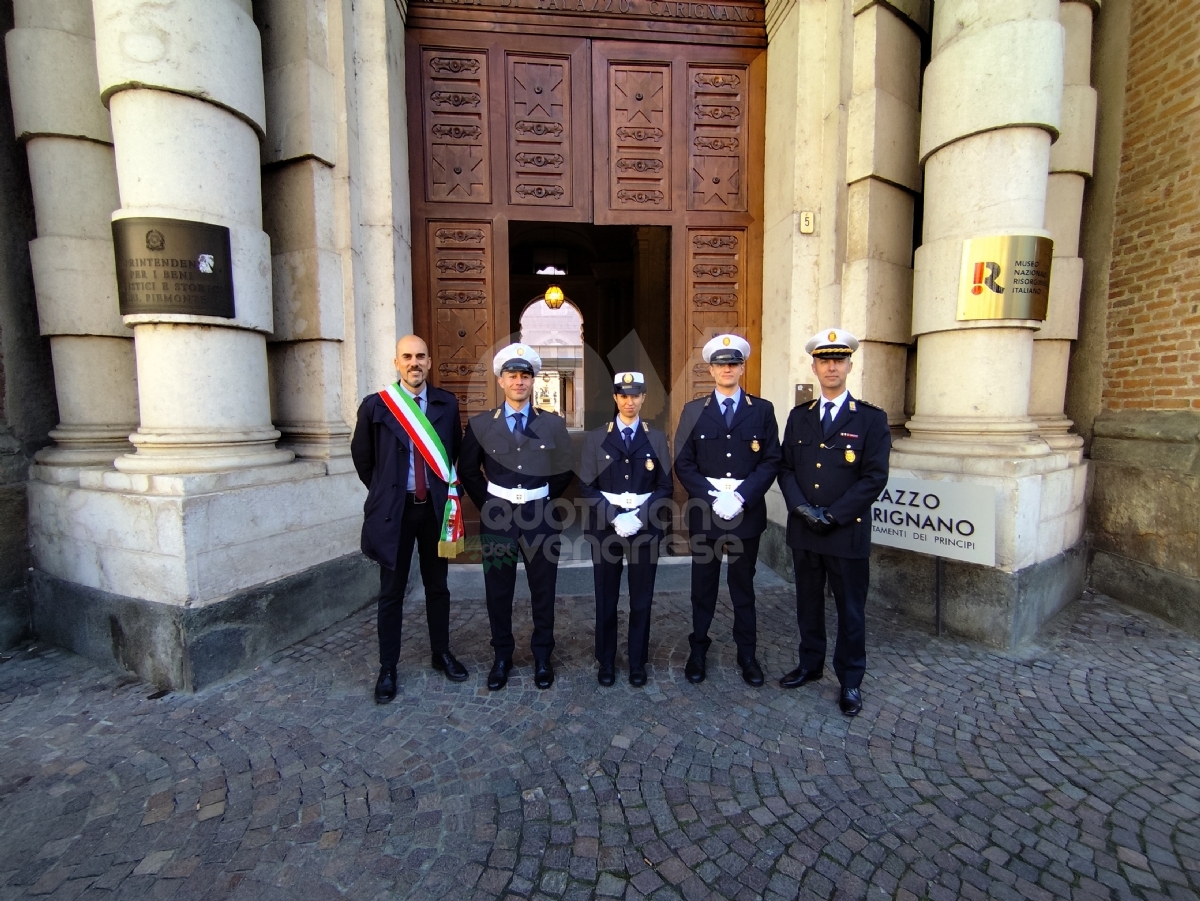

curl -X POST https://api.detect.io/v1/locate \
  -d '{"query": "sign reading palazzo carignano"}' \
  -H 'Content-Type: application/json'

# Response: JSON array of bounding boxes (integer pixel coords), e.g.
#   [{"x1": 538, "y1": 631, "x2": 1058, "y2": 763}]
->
[
  {"x1": 957, "y1": 234, "x2": 1054, "y2": 322},
  {"x1": 871, "y1": 477, "x2": 996, "y2": 566},
  {"x1": 112, "y1": 217, "x2": 235, "y2": 318}
]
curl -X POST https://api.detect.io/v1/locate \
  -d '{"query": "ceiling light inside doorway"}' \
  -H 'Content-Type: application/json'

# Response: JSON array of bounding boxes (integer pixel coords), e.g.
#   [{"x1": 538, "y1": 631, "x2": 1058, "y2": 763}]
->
[
  {"x1": 533, "y1": 247, "x2": 568, "y2": 276},
  {"x1": 544, "y1": 285, "x2": 565, "y2": 309}
]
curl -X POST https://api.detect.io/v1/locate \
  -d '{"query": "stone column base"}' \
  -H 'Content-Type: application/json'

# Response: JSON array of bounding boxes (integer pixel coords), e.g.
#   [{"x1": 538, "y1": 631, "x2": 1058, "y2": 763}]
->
[{"x1": 30, "y1": 554, "x2": 378, "y2": 690}]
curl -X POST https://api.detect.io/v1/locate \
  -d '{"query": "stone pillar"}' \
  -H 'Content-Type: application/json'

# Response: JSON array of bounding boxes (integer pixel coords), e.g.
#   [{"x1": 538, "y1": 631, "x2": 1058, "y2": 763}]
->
[
  {"x1": 902, "y1": 0, "x2": 1063, "y2": 457},
  {"x1": 93, "y1": 0, "x2": 292, "y2": 474},
  {"x1": 1031, "y1": 0, "x2": 1098, "y2": 451},
  {"x1": 256, "y1": 0, "x2": 352, "y2": 462},
  {"x1": 5, "y1": 0, "x2": 137, "y2": 469}
]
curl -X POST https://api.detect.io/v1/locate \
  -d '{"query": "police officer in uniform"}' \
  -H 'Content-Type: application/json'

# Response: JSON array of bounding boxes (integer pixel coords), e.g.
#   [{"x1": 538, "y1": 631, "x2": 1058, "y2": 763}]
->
[
  {"x1": 459, "y1": 343, "x2": 574, "y2": 691},
  {"x1": 777, "y1": 328, "x2": 890, "y2": 716},
  {"x1": 351, "y1": 335, "x2": 469, "y2": 705},
  {"x1": 578, "y1": 372, "x2": 674, "y2": 687},
  {"x1": 674, "y1": 335, "x2": 781, "y2": 686}
]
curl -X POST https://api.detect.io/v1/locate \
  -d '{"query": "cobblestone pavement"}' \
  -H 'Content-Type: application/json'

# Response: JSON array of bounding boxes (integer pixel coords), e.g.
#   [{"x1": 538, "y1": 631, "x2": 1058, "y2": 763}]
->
[{"x1": 1, "y1": 585, "x2": 1199, "y2": 901}]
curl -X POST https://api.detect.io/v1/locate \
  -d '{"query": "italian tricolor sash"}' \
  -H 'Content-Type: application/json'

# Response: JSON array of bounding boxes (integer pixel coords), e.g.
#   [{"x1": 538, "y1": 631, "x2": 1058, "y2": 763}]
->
[{"x1": 379, "y1": 383, "x2": 466, "y2": 558}]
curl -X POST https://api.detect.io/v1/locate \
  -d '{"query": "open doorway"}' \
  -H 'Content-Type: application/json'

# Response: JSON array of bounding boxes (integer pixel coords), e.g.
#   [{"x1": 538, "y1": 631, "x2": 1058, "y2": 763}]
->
[
  {"x1": 518, "y1": 299, "x2": 584, "y2": 429},
  {"x1": 509, "y1": 222, "x2": 671, "y2": 433}
]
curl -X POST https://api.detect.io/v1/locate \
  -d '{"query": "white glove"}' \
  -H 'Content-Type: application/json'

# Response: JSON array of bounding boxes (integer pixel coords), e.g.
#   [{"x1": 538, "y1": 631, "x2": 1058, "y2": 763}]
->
[
  {"x1": 612, "y1": 511, "x2": 643, "y2": 537},
  {"x1": 708, "y1": 490, "x2": 743, "y2": 521}
]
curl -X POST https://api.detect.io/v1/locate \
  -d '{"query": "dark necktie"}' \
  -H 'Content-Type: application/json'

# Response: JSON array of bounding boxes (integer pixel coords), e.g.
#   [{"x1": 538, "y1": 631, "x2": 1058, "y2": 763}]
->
[
  {"x1": 414, "y1": 396, "x2": 427, "y2": 501},
  {"x1": 512, "y1": 411, "x2": 525, "y2": 445},
  {"x1": 622, "y1": 426, "x2": 633, "y2": 450},
  {"x1": 723, "y1": 397, "x2": 735, "y2": 428},
  {"x1": 822, "y1": 401, "x2": 835, "y2": 438}
]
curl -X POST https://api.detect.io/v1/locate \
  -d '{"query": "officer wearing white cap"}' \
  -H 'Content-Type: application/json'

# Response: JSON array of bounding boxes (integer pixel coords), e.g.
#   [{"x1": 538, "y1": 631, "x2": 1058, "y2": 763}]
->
[
  {"x1": 674, "y1": 334, "x2": 781, "y2": 686},
  {"x1": 578, "y1": 372, "x2": 673, "y2": 687},
  {"x1": 459, "y1": 342, "x2": 574, "y2": 691},
  {"x1": 776, "y1": 327, "x2": 891, "y2": 716}
]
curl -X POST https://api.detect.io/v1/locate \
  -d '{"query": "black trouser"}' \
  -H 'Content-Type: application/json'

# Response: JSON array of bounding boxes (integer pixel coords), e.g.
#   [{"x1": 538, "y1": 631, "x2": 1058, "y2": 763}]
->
[
  {"x1": 481, "y1": 525, "x2": 560, "y2": 662},
  {"x1": 792, "y1": 547, "x2": 869, "y2": 690},
  {"x1": 377, "y1": 497, "x2": 450, "y2": 668},
  {"x1": 688, "y1": 533, "x2": 760, "y2": 657},
  {"x1": 591, "y1": 532, "x2": 660, "y2": 669}
]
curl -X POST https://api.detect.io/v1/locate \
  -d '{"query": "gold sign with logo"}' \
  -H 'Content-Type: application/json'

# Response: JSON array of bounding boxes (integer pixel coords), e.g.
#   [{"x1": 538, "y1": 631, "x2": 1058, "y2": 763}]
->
[{"x1": 957, "y1": 235, "x2": 1054, "y2": 321}]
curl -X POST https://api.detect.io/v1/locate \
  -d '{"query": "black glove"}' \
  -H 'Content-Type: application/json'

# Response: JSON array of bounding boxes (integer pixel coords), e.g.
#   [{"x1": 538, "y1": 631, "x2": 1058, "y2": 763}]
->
[{"x1": 794, "y1": 504, "x2": 835, "y2": 536}]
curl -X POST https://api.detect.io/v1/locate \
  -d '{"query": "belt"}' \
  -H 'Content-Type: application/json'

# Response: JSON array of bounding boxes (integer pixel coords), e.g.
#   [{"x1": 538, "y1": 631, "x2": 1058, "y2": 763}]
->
[
  {"x1": 406, "y1": 491, "x2": 427, "y2": 505},
  {"x1": 706, "y1": 477, "x2": 744, "y2": 493},
  {"x1": 601, "y1": 491, "x2": 652, "y2": 510},
  {"x1": 487, "y1": 481, "x2": 549, "y2": 504}
]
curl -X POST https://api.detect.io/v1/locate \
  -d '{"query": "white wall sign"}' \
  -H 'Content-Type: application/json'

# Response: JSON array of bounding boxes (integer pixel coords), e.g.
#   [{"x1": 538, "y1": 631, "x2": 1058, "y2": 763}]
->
[{"x1": 871, "y1": 477, "x2": 996, "y2": 566}]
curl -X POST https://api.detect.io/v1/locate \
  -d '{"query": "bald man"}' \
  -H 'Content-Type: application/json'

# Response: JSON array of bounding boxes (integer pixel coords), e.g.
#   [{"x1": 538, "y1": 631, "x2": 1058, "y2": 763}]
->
[{"x1": 351, "y1": 335, "x2": 469, "y2": 704}]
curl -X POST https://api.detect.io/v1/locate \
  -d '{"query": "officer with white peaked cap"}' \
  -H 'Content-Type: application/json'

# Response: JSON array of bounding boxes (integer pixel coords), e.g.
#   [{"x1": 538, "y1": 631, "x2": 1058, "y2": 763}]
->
[
  {"x1": 458, "y1": 342, "x2": 574, "y2": 691},
  {"x1": 776, "y1": 327, "x2": 890, "y2": 717},
  {"x1": 674, "y1": 334, "x2": 781, "y2": 687}
]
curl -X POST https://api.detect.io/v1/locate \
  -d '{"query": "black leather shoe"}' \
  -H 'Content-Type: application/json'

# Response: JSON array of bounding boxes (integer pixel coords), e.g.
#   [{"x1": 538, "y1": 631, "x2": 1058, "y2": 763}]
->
[
  {"x1": 629, "y1": 666, "x2": 647, "y2": 687},
  {"x1": 487, "y1": 658, "x2": 513, "y2": 691},
  {"x1": 839, "y1": 686, "x2": 863, "y2": 717},
  {"x1": 779, "y1": 667, "x2": 824, "y2": 689},
  {"x1": 534, "y1": 659, "x2": 554, "y2": 689},
  {"x1": 738, "y1": 654, "x2": 765, "y2": 687},
  {"x1": 597, "y1": 663, "x2": 615, "y2": 687},
  {"x1": 684, "y1": 652, "x2": 706, "y2": 684},
  {"x1": 374, "y1": 666, "x2": 397, "y2": 704},
  {"x1": 432, "y1": 651, "x2": 469, "y2": 682}
]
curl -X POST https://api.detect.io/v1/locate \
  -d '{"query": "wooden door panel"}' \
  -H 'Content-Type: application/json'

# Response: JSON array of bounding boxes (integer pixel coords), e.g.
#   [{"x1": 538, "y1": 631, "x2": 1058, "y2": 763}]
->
[
  {"x1": 428, "y1": 220, "x2": 496, "y2": 421},
  {"x1": 686, "y1": 226, "x2": 746, "y2": 399},
  {"x1": 507, "y1": 54, "x2": 573, "y2": 207},
  {"x1": 608, "y1": 64, "x2": 672, "y2": 212},
  {"x1": 688, "y1": 64, "x2": 749, "y2": 212},
  {"x1": 421, "y1": 48, "x2": 493, "y2": 204}
]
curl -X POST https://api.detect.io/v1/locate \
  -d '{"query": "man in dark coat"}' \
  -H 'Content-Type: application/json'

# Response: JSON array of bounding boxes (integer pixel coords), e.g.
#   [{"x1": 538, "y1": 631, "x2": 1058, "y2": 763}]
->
[
  {"x1": 578, "y1": 372, "x2": 674, "y2": 687},
  {"x1": 351, "y1": 334, "x2": 469, "y2": 704},
  {"x1": 674, "y1": 334, "x2": 781, "y2": 686},
  {"x1": 777, "y1": 328, "x2": 891, "y2": 716},
  {"x1": 458, "y1": 343, "x2": 574, "y2": 691}
]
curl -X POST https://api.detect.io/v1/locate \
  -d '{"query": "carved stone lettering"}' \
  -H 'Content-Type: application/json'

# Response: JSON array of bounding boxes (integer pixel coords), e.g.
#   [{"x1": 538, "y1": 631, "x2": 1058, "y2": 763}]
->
[
  {"x1": 692, "y1": 234, "x2": 738, "y2": 248},
  {"x1": 432, "y1": 124, "x2": 482, "y2": 140},
  {"x1": 616, "y1": 158, "x2": 664, "y2": 173},
  {"x1": 435, "y1": 228, "x2": 485, "y2": 243},
  {"x1": 431, "y1": 57, "x2": 480, "y2": 74},
  {"x1": 616, "y1": 189, "x2": 664, "y2": 204},
  {"x1": 431, "y1": 91, "x2": 481, "y2": 108}
]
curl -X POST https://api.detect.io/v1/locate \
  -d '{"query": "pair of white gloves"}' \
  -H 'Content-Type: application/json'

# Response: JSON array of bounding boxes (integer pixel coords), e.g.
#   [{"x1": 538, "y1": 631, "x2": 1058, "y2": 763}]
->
[
  {"x1": 708, "y1": 490, "x2": 744, "y2": 521},
  {"x1": 612, "y1": 510, "x2": 643, "y2": 537}
]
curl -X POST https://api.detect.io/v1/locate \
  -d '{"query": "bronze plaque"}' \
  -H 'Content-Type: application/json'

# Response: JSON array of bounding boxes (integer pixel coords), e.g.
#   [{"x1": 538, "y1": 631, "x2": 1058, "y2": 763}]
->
[
  {"x1": 113, "y1": 217, "x2": 235, "y2": 318},
  {"x1": 957, "y1": 235, "x2": 1053, "y2": 321}
]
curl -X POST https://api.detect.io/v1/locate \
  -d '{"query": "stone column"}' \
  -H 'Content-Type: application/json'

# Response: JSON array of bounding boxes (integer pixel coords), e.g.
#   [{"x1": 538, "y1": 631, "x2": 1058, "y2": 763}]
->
[
  {"x1": 1031, "y1": 0, "x2": 1098, "y2": 451},
  {"x1": 5, "y1": 0, "x2": 137, "y2": 469},
  {"x1": 93, "y1": 0, "x2": 292, "y2": 473},
  {"x1": 257, "y1": 0, "x2": 352, "y2": 463},
  {"x1": 900, "y1": 0, "x2": 1063, "y2": 458}
]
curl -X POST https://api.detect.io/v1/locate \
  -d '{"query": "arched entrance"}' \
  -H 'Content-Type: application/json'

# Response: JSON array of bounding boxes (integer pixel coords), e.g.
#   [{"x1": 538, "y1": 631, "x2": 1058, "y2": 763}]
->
[
  {"x1": 405, "y1": 2, "x2": 767, "y2": 434},
  {"x1": 518, "y1": 295, "x2": 584, "y2": 429}
]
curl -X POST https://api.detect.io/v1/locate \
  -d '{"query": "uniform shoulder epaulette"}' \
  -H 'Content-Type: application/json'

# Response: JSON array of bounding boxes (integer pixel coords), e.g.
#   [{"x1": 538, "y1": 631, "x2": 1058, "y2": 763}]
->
[
  {"x1": 642, "y1": 421, "x2": 649, "y2": 432},
  {"x1": 856, "y1": 398, "x2": 884, "y2": 410},
  {"x1": 745, "y1": 394, "x2": 753, "y2": 405},
  {"x1": 493, "y1": 408, "x2": 503, "y2": 419},
  {"x1": 606, "y1": 422, "x2": 613, "y2": 432},
  {"x1": 808, "y1": 400, "x2": 818, "y2": 410},
  {"x1": 702, "y1": 395, "x2": 712, "y2": 407}
]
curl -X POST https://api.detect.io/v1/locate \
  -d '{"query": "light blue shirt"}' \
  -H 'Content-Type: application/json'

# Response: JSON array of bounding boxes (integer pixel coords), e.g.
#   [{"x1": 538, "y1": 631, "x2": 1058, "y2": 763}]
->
[
  {"x1": 505, "y1": 401, "x2": 532, "y2": 436},
  {"x1": 615, "y1": 417, "x2": 641, "y2": 446},
  {"x1": 404, "y1": 385, "x2": 428, "y2": 492},
  {"x1": 713, "y1": 388, "x2": 743, "y2": 421}
]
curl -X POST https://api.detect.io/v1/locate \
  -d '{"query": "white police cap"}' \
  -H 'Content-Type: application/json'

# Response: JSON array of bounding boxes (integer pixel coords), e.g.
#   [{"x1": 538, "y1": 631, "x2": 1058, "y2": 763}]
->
[
  {"x1": 612, "y1": 371, "x2": 646, "y2": 395},
  {"x1": 804, "y1": 328, "x2": 860, "y2": 358},
  {"x1": 492, "y1": 343, "x2": 542, "y2": 376},
  {"x1": 702, "y1": 334, "x2": 751, "y2": 364}
]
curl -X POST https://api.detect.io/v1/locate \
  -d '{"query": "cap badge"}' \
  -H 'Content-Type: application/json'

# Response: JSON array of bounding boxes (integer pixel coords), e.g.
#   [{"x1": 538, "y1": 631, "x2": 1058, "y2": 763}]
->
[
  {"x1": 828, "y1": 331, "x2": 837, "y2": 341},
  {"x1": 516, "y1": 347, "x2": 525, "y2": 355},
  {"x1": 722, "y1": 337, "x2": 731, "y2": 346},
  {"x1": 623, "y1": 373, "x2": 633, "y2": 383},
  {"x1": 750, "y1": 439, "x2": 760, "y2": 453}
]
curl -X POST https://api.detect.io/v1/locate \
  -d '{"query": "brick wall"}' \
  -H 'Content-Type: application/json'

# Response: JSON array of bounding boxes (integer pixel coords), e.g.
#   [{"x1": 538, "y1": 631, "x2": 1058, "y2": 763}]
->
[{"x1": 1103, "y1": 0, "x2": 1200, "y2": 411}]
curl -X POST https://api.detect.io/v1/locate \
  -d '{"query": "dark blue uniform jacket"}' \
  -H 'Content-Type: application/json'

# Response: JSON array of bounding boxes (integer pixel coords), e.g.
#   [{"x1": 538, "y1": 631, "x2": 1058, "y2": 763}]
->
[
  {"x1": 459, "y1": 406, "x2": 575, "y2": 535},
  {"x1": 674, "y1": 392, "x2": 782, "y2": 540},
  {"x1": 777, "y1": 394, "x2": 891, "y2": 559},
  {"x1": 350, "y1": 385, "x2": 462, "y2": 570},
  {"x1": 578, "y1": 421, "x2": 674, "y2": 537}
]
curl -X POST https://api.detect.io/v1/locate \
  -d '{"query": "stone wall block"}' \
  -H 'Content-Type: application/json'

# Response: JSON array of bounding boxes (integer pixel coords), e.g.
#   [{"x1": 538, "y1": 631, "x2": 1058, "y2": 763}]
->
[
  {"x1": 1039, "y1": 256, "x2": 1083, "y2": 341},
  {"x1": 851, "y1": 0, "x2": 931, "y2": 34},
  {"x1": 842, "y1": 258, "x2": 913, "y2": 345},
  {"x1": 29, "y1": 237, "x2": 124, "y2": 337},
  {"x1": 270, "y1": 249, "x2": 344, "y2": 342},
  {"x1": 1089, "y1": 464, "x2": 1199, "y2": 580},
  {"x1": 912, "y1": 328, "x2": 1036, "y2": 422},
  {"x1": 855, "y1": 340, "x2": 907, "y2": 424},
  {"x1": 847, "y1": 88, "x2": 921, "y2": 191},
  {"x1": 263, "y1": 59, "x2": 336, "y2": 166},
  {"x1": 49, "y1": 336, "x2": 137, "y2": 431},
  {"x1": 25, "y1": 138, "x2": 120, "y2": 240},
  {"x1": 93, "y1": 0, "x2": 267, "y2": 133},
  {"x1": 1059, "y1": 1, "x2": 1094, "y2": 86},
  {"x1": 14, "y1": 0, "x2": 95, "y2": 36},
  {"x1": 920, "y1": 19, "x2": 1063, "y2": 163},
  {"x1": 847, "y1": 178, "x2": 915, "y2": 265},
  {"x1": 5, "y1": 28, "x2": 112, "y2": 143},
  {"x1": 1048, "y1": 84, "x2": 1097, "y2": 176},
  {"x1": 1044, "y1": 171, "x2": 1085, "y2": 256},
  {"x1": 929, "y1": 0, "x2": 1060, "y2": 55},
  {"x1": 1029, "y1": 340, "x2": 1072, "y2": 415},
  {"x1": 852, "y1": 5, "x2": 921, "y2": 105}
]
